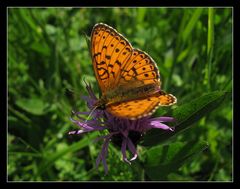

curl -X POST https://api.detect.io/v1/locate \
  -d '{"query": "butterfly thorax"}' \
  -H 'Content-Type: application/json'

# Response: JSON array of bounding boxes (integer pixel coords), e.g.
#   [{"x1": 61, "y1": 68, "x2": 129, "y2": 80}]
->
[
  {"x1": 95, "y1": 83, "x2": 160, "y2": 109},
  {"x1": 93, "y1": 98, "x2": 107, "y2": 110}
]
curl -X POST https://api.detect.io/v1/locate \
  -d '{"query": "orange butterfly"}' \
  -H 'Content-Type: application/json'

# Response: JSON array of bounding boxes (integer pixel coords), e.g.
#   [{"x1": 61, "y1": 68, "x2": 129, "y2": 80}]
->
[{"x1": 90, "y1": 23, "x2": 177, "y2": 120}]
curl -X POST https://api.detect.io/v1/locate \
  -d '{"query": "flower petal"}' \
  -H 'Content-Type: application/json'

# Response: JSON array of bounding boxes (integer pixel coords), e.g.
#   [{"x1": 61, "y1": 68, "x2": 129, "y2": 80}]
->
[
  {"x1": 150, "y1": 116, "x2": 176, "y2": 122},
  {"x1": 102, "y1": 140, "x2": 110, "y2": 174},
  {"x1": 130, "y1": 153, "x2": 138, "y2": 161},
  {"x1": 96, "y1": 136, "x2": 111, "y2": 174},
  {"x1": 68, "y1": 130, "x2": 85, "y2": 135},
  {"x1": 123, "y1": 157, "x2": 131, "y2": 165},
  {"x1": 126, "y1": 138, "x2": 138, "y2": 161},
  {"x1": 150, "y1": 121, "x2": 174, "y2": 131},
  {"x1": 102, "y1": 156, "x2": 108, "y2": 175},
  {"x1": 71, "y1": 119, "x2": 108, "y2": 132},
  {"x1": 121, "y1": 138, "x2": 131, "y2": 165},
  {"x1": 72, "y1": 110, "x2": 90, "y2": 115}
]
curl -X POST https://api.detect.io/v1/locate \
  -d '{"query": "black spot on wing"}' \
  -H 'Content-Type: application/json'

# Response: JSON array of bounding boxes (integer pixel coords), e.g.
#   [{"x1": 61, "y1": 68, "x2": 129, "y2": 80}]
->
[
  {"x1": 115, "y1": 60, "x2": 121, "y2": 66},
  {"x1": 105, "y1": 55, "x2": 111, "y2": 59}
]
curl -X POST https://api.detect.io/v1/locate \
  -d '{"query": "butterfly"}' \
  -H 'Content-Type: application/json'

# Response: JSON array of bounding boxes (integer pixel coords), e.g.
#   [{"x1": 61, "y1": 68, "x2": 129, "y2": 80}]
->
[{"x1": 90, "y1": 23, "x2": 177, "y2": 120}]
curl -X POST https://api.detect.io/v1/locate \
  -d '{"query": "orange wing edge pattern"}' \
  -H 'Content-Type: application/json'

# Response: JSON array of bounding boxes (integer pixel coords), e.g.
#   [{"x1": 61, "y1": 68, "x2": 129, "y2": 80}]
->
[{"x1": 107, "y1": 93, "x2": 177, "y2": 120}]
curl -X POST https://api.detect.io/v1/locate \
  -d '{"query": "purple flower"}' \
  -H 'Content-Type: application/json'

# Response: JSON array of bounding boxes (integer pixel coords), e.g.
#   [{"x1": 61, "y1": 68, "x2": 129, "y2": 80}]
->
[{"x1": 69, "y1": 83, "x2": 175, "y2": 174}]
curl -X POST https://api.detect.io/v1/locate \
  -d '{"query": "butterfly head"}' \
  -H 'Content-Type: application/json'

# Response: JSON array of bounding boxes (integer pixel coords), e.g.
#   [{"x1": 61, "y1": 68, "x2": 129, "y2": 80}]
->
[{"x1": 93, "y1": 98, "x2": 107, "y2": 110}]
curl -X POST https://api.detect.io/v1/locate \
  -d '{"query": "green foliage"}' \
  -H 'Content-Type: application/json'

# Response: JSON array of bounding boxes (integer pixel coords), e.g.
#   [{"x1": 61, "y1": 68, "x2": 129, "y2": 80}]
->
[
  {"x1": 144, "y1": 141, "x2": 209, "y2": 180},
  {"x1": 8, "y1": 8, "x2": 232, "y2": 181}
]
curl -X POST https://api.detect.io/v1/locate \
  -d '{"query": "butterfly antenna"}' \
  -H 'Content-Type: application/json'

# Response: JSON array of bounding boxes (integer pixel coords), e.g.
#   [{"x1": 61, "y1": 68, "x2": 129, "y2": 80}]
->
[
  {"x1": 84, "y1": 105, "x2": 98, "y2": 123},
  {"x1": 81, "y1": 31, "x2": 91, "y2": 56},
  {"x1": 82, "y1": 76, "x2": 88, "y2": 86}
]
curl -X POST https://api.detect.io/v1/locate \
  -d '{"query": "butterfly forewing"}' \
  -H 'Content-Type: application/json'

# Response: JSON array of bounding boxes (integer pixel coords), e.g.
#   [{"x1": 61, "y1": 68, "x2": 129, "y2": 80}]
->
[
  {"x1": 118, "y1": 49, "x2": 160, "y2": 87},
  {"x1": 91, "y1": 23, "x2": 133, "y2": 94}
]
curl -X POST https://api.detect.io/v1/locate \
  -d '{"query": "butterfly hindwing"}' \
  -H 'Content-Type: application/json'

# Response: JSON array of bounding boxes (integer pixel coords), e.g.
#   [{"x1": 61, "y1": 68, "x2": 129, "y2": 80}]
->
[{"x1": 107, "y1": 91, "x2": 177, "y2": 120}]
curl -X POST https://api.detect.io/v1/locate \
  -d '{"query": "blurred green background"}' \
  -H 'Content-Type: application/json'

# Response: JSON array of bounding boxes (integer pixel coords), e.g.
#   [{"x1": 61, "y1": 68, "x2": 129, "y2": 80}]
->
[{"x1": 8, "y1": 8, "x2": 232, "y2": 181}]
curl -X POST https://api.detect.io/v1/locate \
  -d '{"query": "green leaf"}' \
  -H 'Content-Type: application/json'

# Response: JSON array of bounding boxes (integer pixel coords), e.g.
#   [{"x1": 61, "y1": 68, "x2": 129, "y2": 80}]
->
[
  {"x1": 15, "y1": 97, "x2": 49, "y2": 116},
  {"x1": 30, "y1": 41, "x2": 50, "y2": 56},
  {"x1": 144, "y1": 141, "x2": 208, "y2": 180},
  {"x1": 137, "y1": 8, "x2": 147, "y2": 24},
  {"x1": 182, "y1": 8, "x2": 204, "y2": 42},
  {"x1": 38, "y1": 132, "x2": 98, "y2": 175},
  {"x1": 142, "y1": 91, "x2": 231, "y2": 146},
  {"x1": 19, "y1": 9, "x2": 38, "y2": 32}
]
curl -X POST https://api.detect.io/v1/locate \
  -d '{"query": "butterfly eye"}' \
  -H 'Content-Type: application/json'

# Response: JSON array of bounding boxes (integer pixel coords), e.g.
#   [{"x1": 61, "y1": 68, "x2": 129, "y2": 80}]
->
[{"x1": 97, "y1": 104, "x2": 106, "y2": 110}]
